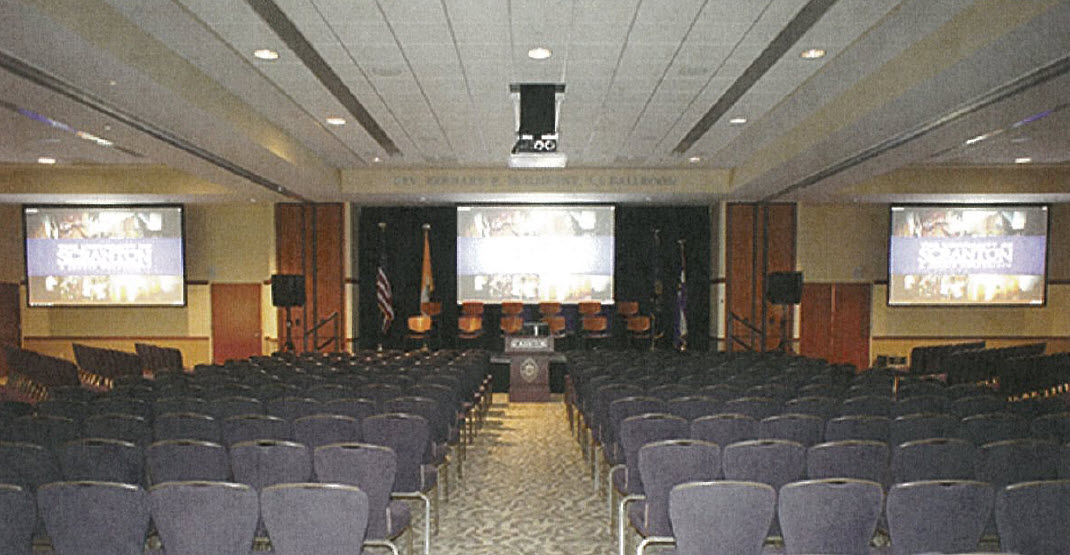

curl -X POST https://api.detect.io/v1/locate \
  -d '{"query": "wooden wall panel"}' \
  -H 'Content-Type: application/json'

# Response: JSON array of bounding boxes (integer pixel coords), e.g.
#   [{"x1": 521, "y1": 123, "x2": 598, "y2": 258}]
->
[
  {"x1": 0, "y1": 283, "x2": 20, "y2": 377},
  {"x1": 725, "y1": 203, "x2": 797, "y2": 352},
  {"x1": 800, "y1": 283, "x2": 833, "y2": 358},
  {"x1": 275, "y1": 203, "x2": 345, "y2": 353},
  {"x1": 832, "y1": 283, "x2": 871, "y2": 370}
]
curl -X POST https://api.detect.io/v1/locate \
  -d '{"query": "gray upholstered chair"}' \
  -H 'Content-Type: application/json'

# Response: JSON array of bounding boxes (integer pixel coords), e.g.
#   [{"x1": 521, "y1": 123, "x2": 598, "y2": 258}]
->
[
  {"x1": 893, "y1": 394, "x2": 950, "y2": 417},
  {"x1": 722, "y1": 438, "x2": 806, "y2": 539},
  {"x1": 758, "y1": 414, "x2": 824, "y2": 447},
  {"x1": 783, "y1": 395, "x2": 839, "y2": 420},
  {"x1": 58, "y1": 438, "x2": 143, "y2": 484},
  {"x1": 778, "y1": 478, "x2": 883, "y2": 555},
  {"x1": 0, "y1": 484, "x2": 35, "y2": 555},
  {"x1": 260, "y1": 483, "x2": 370, "y2": 555},
  {"x1": 0, "y1": 441, "x2": 62, "y2": 491},
  {"x1": 807, "y1": 439, "x2": 889, "y2": 485},
  {"x1": 824, "y1": 415, "x2": 891, "y2": 443},
  {"x1": 221, "y1": 414, "x2": 291, "y2": 447},
  {"x1": 840, "y1": 395, "x2": 894, "y2": 418},
  {"x1": 665, "y1": 396, "x2": 722, "y2": 422},
  {"x1": 147, "y1": 439, "x2": 229, "y2": 484},
  {"x1": 205, "y1": 396, "x2": 263, "y2": 420},
  {"x1": 885, "y1": 480, "x2": 993, "y2": 555},
  {"x1": 38, "y1": 481, "x2": 151, "y2": 555},
  {"x1": 689, "y1": 414, "x2": 758, "y2": 460},
  {"x1": 959, "y1": 413, "x2": 1030, "y2": 445},
  {"x1": 995, "y1": 479, "x2": 1070, "y2": 555},
  {"x1": 153, "y1": 412, "x2": 221, "y2": 443},
  {"x1": 890, "y1": 413, "x2": 957, "y2": 446},
  {"x1": 363, "y1": 413, "x2": 436, "y2": 554},
  {"x1": 293, "y1": 414, "x2": 361, "y2": 449},
  {"x1": 229, "y1": 439, "x2": 312, "y2": 490},
  {"x1": 892, "y1": 437, "x2": 977, "y2": 482},
  {"x1": 668, "y1": 481, "x2": 774, "y2": 555},
  {"x1": 149, "y1": 481, "x2": 258, "y2": 555},
  {"x1": 1031, "y1": 412, "x2": 1070, "y2": 444},
  {"x1": 723, "y1": 397, "x2": 780, "y2": 420}
]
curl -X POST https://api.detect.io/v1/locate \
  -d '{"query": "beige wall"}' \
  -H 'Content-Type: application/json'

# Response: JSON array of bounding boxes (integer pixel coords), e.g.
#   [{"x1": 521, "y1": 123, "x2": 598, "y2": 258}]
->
[
  {"x1": 0, "y1": 204, "x2": 24, "y2": 283},
  {"x1": 798, "y1": 201, "x2": 1070, "y2": 362},
  {"x1": 5, "y1": 203, "x2": 276, "y2": 366}
]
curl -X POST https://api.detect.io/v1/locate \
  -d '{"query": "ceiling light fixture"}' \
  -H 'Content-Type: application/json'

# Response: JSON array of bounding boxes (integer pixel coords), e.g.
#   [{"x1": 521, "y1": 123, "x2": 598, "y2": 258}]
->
[
  {"x1": 688, "y1": 156, "x2": 701, "y2": 163},
  {"x1": 728, "y1": 117, "x2": 748, "y2": 125},
  {"x1": 325, "y1": 117, "x2": 346, "y2": 126},
  {"x1": 253, "y1": 49, "x2": 280, "y2": 60},
  {"x1": 800, "y1": 48, "x2": 826, "y2": 60},
  {"x1": 1015, "y1": 157, "x2": 1032, "y2": 164},
  {"x1": 37, "y1": 157, "x2": 56, "y2": 164},
  {"x1": 372, "y1": 156, "x2": 382, "y2": 163},
  {"x1": 527, "y1": 47, "x2": 552, "y2": 60}
]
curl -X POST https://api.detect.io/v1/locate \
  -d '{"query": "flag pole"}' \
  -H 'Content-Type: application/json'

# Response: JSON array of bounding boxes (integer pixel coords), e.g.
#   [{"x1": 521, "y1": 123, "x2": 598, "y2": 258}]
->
[
  {"x1": 676, "y1": 238, "x2": 688, "y2": 352},
  {"x1": 377, "y1": 221, "x2": 388, "y2": 352},
  {"x1": 652, "y1": 228, "x2": 663, "y2": 350},
  {"x1": 421, "y1": 223, "x2": 432, "y2": 314}
]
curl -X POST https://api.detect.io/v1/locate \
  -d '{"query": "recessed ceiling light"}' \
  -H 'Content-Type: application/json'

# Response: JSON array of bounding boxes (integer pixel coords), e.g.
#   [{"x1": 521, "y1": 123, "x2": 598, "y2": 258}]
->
[
  {"x1": 688, "y1": 156, "x2": 701, "y2": 163},
  {"x1": 325, "y1": 117, "x2": 346, "y2": 126},
  {"x1": 373, "y1": 156, "x2": 382, "y2": 163},
  {"x1": 1010, "y1": 136, "x2": 1032, "y2": 144},
  {"x1": 108, "y1": 80, "x2": 117, "y2": 86},
  {"x1": 728, "y1": 117, "x2": 748, "y2": 125},
  {"x1": 800, "y1": 48, "x2": 826, "y2": 60},
  {"x1": 253, "y1": 49, "x2": 279, "y2": 61},
  {"x1": 1015, "y1": 157, "x2": 1032, "y2": 164},
  {"x1": 37, "y1": 157, "x2": 56, "y2": 164},
  {"x1": 527, "y1": 47, "x2": 552, "y2": 60},
  {"x1": 965, "y1": 134, "x2": 990, "y2": 146}
]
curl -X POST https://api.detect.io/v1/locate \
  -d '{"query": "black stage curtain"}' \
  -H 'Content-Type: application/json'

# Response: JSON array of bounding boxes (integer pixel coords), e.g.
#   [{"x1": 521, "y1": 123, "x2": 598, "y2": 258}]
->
[{"x1": 357, "y1": 205, "x2": 709, "y2": 351}]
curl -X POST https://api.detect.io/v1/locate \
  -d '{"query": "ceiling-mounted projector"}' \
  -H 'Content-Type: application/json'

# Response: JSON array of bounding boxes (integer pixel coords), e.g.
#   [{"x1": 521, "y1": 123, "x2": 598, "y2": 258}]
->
[{"x1": 509, "y1": 83, "x2": 566, "y2": 168}]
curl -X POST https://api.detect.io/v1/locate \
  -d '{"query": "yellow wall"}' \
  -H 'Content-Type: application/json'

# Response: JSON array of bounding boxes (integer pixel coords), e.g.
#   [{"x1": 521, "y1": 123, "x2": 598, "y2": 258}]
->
[
  {"x1": 5, "y1": 203, "x2": 275, "y2": 366},
  {"x1": 798, "y1": 201, "x2": 1070, "y2": 363}
]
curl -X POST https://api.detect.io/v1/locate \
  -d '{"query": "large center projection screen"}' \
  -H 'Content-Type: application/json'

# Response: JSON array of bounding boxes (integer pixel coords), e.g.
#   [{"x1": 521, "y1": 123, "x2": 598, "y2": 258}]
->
[
  {"x1": 888, "y1": 205, "x2": 1047, "y2": 306},
  {"x1": 457, "y1": 206, "x2": 614, "y2": 303},
  {"x1": 24, "y1": 206, "x2": 186, "y2": 306}
]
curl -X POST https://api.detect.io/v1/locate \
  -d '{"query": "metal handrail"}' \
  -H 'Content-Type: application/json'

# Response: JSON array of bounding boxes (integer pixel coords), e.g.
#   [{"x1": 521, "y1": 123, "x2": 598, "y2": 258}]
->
[
  {"x1": 728, "y1": 310, "x2": 764, "y2": 352},
  {"x1": 304, "y1": 311, "x2": 341, "y2": 353}
]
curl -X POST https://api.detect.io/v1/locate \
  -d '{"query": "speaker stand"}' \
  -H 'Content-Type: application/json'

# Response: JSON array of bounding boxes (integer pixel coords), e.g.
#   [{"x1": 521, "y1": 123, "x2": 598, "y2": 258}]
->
[
  {"x1": 283, "y1": 306, "x2": 296, "y2": 353},
  {"x1": 776, "y1": 303, "x2": 791, "y2": 353}
]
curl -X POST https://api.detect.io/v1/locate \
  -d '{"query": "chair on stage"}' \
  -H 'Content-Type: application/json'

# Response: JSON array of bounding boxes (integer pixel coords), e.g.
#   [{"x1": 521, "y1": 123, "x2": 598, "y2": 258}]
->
[
  {"x1": 579, "y1": 301, "x2": 610, "y2": 350},
  {"x1": 422, "y1": 301, "x2": 443, "y2": 346},
  {"x1": 458, "y1": 301, "x2": 485, "y2": 347},
  {"x1": 626, "y1": 315, "x2": 654, "y2": 350},
  {"x1": 407, "y1": 315, "x2": 433, "y2": 351},
  {"x1": 501, "y1": 301, "x2": 524, "y2": 321}
]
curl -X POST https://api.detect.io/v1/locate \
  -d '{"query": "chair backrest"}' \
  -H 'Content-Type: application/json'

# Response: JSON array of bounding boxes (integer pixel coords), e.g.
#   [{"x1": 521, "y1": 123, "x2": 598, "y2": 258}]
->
[
  {"x1": 669, "y1": 480, "x2": 775, "y2": 555},
  {"x1": 321, "y1": 397, "x2": 379, "y2": 423},
  {"x1": 619, "y1": 414, "x2": 689, "y2": 494},
  {"x1": 665, "y1": 396, "x2": 722, "y2": 422},
  {"x1": 995, "y1": 479, "x2": 1070, "y2": 555},
  {"x1": 959, "y1": 412, "x2": 1030, "y2": 445},
  {"x1": 221, "y1": 414, "x2": 291, "y2": 446},
  {"x1": 723, "y1": 397, "x2": 780, "y2": 420},
  {"x1": 608, "y1": 396, "x2": 666, "y2": 458},
  {"x1": 840, "y1": 395, "x2": 894, "y2": 417},
  {"x1": 38, "y1": 481, "x2": 151, "y2": 555},
  {"x1": 0, "y1": 484, "x2": 35, "y2": 554},
  {"x1": 84, "y1": 413, "x2": 152, "y2": 447},
  {"x1": 6, "y1": 415, "x2": 81, "y2": 451},
  {"x1": 807, "y1": 440, "x2": 889, "y2": 484},
  {"x1": 581, "y1": 315, "x2": 607, "y2": 333},
  {"x1": 500, "y1": 301, "x2": 524, "y2": 316},
  {"x1": 265, "y1": 397, "x2": 320, "y2": 422},
  {"x1": 952, "y1": 395, "x2": 1008, "y2": 418},
  {"x1": 460, "y1": 301, "x2": 483, "y2": 315},
  {"x1": 362, "y1": 413, "x2": 431, "y2": 492},
  {"x1": 1031, "y1": 411, "x2": 1070, "y2": 444},
  {"x1": 154, "y1": 412, "x2": 221, "y2": 443},
  {"x1": 206, "y1": 396, "x2": 263, "y2": 420},
  {"x1": 0, "y1": 441, "x2": 62, "y2": 491},
  {"x1": 783, "y1": 396, "x2": 838, "y2": 420},
  {"x1": 92, "y1": 397, "x2": 151, "y2": 420},
  {"x1": 894, "y1": 394, "x2": 951, "y2": 417},
  {"x1": 36, "y1": 399, "x2": 89, "y2": 422},
  {"x1": 153, "y1": 396, "x2": 209, "y2": 419},
  {"x1": 149, "y1": 481, "x2": 259, "y2": 555},
  {"x1": 58, "y1": 438, "x2": 143, "y2": 484},
  {"x1": 892, "y1": 437, "x2": 977, "y2": 482},
  {"x1": 384, "y1": 396, "x2": 448, "y2": 446},
  {"x1": 885, "y1": 480, "x2": 994, "y2": 555},
  {"x1": 890, "y1": 412, "x2": 957, "y2": 446},
  {"x1": 260, "y1": 483, "x2": 370, "y2": 555},
  {"x1": 976, "y1": 438, "x2": 1060, "y2": 487},
  {"x1": 420, "y1": 301, "x2": 442, "y2": 317},
  {"x1": 779, "y1": 478, "x2": 883, "y2": 555},
  {"x1": 229, "y1": 439, "x2": 312, "y2": 490},
  {"x1": 458, "y1": 315, "x2": 483, "y2": 335},
  {"x1": 824, "y1": 415, "x2": 891, "y2": 443},
  {"x1": 626, "y1": 316, "x2": 651, "y2": 334},
  {"x1": 407, "y1": 315, "x2": 432, "y2": 334},
  {"x1": 722, "y1": 439, "x2": 807, "y2": 491},
  {"x1": 577, "y1": 301, "x2": 602, "y2": 316},
  {"x1": 538, "y1": 301, "x2": 562, "y2": 317},
  {"x1": 690, "y1": 414, "x2": 759, "y2": 453},
  {"x1": 147, "y1": 440, "x2": 229, "y2": 484},
  {"x1": 617, "y1": 300, "x2": 639, "y2": 317},
  {"x1": 897, "y1": 380, "x2": 947, "y2": 400},
  {"x1": 312, "y1": 442, "x2": 397, "y2": 540},
  {"x1": 758, "y1": 414, "x2": 824, "y2": 447},
  {"x1": 293, "y1": 414, "x2": 362, "y2": 448},
  {"x1": 636, "y1": 439, "x2": 721, "y2": 537}
]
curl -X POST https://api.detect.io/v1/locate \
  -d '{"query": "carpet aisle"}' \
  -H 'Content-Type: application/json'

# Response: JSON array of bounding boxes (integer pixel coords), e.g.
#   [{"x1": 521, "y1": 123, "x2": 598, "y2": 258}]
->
[{"x1": 429, "y1": 396, "x2": 613, "y2": 555}]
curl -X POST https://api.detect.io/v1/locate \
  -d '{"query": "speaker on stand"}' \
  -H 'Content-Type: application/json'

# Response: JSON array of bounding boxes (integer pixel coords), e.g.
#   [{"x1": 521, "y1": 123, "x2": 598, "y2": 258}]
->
[
  {"x1": 271, "y1": 274, "x2": 305, "y2": 352},
  {"x1": 766, "y1": 271, "x2": 802, "y2": 353}
]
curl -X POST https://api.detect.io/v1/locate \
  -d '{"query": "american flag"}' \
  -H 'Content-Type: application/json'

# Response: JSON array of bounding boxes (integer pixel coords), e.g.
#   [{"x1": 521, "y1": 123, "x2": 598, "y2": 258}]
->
[{"x1": 376, "y1": 225, "x2": 394, "y2": 334}]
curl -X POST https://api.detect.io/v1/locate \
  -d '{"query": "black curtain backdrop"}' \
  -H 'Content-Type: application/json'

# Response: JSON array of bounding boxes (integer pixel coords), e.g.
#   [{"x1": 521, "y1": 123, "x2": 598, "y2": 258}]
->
[{"x1": 358, "y1": 205, "x2": 710, "y2": 351}]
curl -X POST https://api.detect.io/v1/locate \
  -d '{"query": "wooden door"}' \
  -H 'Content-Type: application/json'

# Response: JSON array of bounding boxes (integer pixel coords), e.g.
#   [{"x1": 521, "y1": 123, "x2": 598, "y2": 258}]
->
[
  {"x1": 832, "y1": 283, "x2": 871, "y2": 370},
  {"x1": 800, "y1": 283, "x2": 833, "y2": 359},
  {"x1": 211, "y1": 283, "x2": 262, "y2": 364},
  {"x1": 0, "y1": 283, "x2": 19, "y2": 378}
]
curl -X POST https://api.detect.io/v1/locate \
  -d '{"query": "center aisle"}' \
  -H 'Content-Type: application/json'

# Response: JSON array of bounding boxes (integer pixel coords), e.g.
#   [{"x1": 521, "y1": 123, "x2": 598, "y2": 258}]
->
[{"x1": 430, "y1": 397, "x2": 612, "y2": 555}]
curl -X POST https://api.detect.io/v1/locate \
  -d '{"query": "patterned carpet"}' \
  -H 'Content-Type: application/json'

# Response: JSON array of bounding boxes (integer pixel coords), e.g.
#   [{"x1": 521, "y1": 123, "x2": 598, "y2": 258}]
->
[{"x1": 429, "y1": 396, "x2": 615, "y2": 555}]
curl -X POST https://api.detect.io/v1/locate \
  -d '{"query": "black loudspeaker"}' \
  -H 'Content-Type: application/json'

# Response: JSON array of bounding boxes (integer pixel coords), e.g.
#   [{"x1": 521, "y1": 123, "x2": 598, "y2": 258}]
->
[
  {"x1": 518, "y1": 83, "x2": 558, "y2": 136},
  {"x1": 766, "y1": 271, "x2": 803, "y2": 304},
  {"x1": 271, "y1": 274, "x2": 305, "y2": 307}
]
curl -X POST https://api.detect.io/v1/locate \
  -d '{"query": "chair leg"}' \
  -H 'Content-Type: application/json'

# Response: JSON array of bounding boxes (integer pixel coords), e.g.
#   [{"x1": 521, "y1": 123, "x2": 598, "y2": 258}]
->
[{"x1": 619, "y1": 495, "x2": 645, "y2": 555}]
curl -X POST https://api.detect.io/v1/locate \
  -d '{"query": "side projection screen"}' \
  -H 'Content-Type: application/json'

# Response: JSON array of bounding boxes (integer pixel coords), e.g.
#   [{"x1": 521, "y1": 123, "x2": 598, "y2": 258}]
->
[
  {"x1": 888, "y1": 205, "x2": 1047, "y2": 306},
  {"x1": 24, "y1": 205, "x2": 186, "y2": 307},
  {"x1": 457, "y1": 205, "x2": 614, "y2": 304}
]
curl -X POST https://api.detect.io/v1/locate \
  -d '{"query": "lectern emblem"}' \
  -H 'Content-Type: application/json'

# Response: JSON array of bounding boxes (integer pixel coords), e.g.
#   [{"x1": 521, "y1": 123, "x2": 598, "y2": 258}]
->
[{"x1": 520, "y1": 357, "x2": 539, "y2": 383}]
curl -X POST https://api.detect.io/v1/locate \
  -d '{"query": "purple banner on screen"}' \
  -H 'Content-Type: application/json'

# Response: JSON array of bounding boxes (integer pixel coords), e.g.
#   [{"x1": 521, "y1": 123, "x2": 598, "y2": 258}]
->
[
  {"x1": 889, "y1": 236, "x2": 1046, "y2": 276},
  {"x1": 26, "y1": 238, "x2": 184, "y2": 277}
]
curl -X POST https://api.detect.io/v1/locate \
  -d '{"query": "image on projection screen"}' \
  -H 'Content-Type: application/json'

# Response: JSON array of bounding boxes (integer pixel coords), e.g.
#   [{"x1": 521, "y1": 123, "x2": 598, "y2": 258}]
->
[
  {"x1": 457, "y1": 205, "x2": 614, "y2": 303},
  {"x1": 24, "y1": 205, "x2": 186, "y2": 306},
  {"x1": 888, "y1": 205, "x2": 1047, "y2": 306}
]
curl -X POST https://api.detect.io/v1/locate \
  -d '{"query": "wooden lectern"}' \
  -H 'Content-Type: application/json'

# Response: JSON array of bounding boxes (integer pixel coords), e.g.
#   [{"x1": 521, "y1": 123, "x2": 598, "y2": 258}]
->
[{"x1": 505, "y1": 335, "x2": 553, "y2": 402}]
